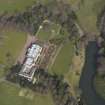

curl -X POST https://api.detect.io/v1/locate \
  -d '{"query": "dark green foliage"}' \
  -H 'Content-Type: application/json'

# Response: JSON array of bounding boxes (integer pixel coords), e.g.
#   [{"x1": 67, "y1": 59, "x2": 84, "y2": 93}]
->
[
  {"x1": 7, "y1": 67, "x2": 77, "y2": 105},
  {"x1": 0, "y1": 1, "x2": 79, "y2": 39}
]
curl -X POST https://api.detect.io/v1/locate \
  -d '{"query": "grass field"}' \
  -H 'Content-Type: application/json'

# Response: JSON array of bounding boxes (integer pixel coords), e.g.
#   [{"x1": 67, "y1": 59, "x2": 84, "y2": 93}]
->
[
  {"x1": 0, "y1": 81, "x2": 54, "y2": 105},
  {"x1": 67, "y1": 0, "x2": 81, "y2": 6},
  {"x1": 94, "y1": 75, "x2": 105, "y2": 99},
  {"x1": 76, "y1": 0, "x2": 105, "y2": 33},
  {"x1": 0, "y1": 0, "x2": 36, "y2": 13},
  {"x1": 55, "y1": 0, "x2": 105, "y2": 34},
  {"x1": 49, "y1": 41, "x2": 74, "y2": 75},
  {"x1": 36, "y1": 21, "x2": 61, "y2": 41},
  {"x1": 0, "y1": 27, "x2": 26, "y2": 76}
]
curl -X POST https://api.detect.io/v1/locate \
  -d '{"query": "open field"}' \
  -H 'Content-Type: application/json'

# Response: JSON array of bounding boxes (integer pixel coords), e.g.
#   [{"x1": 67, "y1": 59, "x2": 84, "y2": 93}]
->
[
  {"x1": 49, "y1": 41, "x2": 74, "y2": 75},
  {"x1": 65, "y1": 48, "x2": 85, "y2": 96},
  {"x1": 67, "y1": 0, "x2": 81, "y2": 6},
  {"x1": 94, "y1": 75, "x2": 105, "y2": 99},
  {"x1": 0, "y1": 81, "x2": 54, "y2": 105},
  {"x1": 0, "y1": 0, "x2": 36, "y2": 13},
  {"x1": 36, "y1": 21, "x2": 61, "y2": 41},
  {"x1": 76, "y1": 0, "x2": 105, "y2": 33},
  {"x1": 0, "y1": 27, "x2": 26, "y2": 76},
  {"x1": 68, "y1": 0, "x2": 105, "y2": 34}
]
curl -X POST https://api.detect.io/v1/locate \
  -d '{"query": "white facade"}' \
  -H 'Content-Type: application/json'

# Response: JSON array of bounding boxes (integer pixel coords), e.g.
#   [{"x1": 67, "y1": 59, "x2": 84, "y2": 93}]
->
[{"x1": 19, "y1": 44, "x2": 42, "y2": 81}]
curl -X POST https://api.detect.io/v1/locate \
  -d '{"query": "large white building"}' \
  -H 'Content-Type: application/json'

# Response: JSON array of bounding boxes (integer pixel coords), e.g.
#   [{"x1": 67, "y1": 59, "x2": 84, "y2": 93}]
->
[{"x1": 19, "y1": 44, "x2": 42, "y2": 81}]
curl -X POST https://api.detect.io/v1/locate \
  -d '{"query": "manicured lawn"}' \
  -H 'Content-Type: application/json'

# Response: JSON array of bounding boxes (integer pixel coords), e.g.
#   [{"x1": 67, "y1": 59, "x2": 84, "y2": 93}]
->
[
  {"x1": 68, "y1": 0, "x2": 80, "y2": 6},
  {"x1": 0, "y1": 27, "x2": 26, "y2": 76},
  {"x1": 66, "y1": 70, "x2": 80, "y2": 88},
  {"x1": 49, "y1": 41, "x2": 74, "y2": 75},
  {"x1": 37, "y1": 21, "x2": 60, "y2": 41},
  {"x1": 65, "y1": 48, "x2": 85, "y2": 96},
  {"x1": 0, "y1": 81, "x2": 54, "y2": 105},
  {"x1": 94, "y1": 75, "x2": 105, "y2": 99},
  {"x1": 0, "y1": 0, "x2": 36, "y2": 13},
  {"x1": 76, "y1": 0, "x2": 105, "y2": 33}
]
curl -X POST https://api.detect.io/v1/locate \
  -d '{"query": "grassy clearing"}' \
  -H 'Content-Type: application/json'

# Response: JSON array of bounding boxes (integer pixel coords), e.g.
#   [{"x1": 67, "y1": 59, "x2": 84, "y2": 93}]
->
[
  {"x1": 0, "y1": 0, "x2": 36, "y2": 14},
  {"x1": 0, "y1": 27, "x2": 26, "y2": 76},
  {"x1": 49, "y1": 41, "x2": 74, "y2": 75},
  {"x1": 0, "y1": 81, "x2": 54, "y2": 105},
  {"x1": 66, "y1": 70, "x2": 80, "y2": 90},
  {"x1": 64, "y1": 47, "x2": 85, "y2": 97},
  {"x1": 67, "y1": 0, "x2": 80, "y2": 6},
  {"x1": 65, "y1": 70, "x2": 81, "y2": 96},
  {"x1": 94, "y1": 75, "x2": 105, "y2": 99},
  {"x1": 53, "y1": 27, "x2": 69, "y2": 39},
  {"x1": 37, "y1": 21, "x2": 60, "y2": 41},
  {"x1": 76, "y1": 0, "x2": 105, "y2": 33}
]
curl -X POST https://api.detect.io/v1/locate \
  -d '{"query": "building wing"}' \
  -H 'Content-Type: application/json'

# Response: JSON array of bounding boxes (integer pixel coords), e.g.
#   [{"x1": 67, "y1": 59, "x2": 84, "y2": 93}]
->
[{"x1": 19, "y1": 44, "x2": 42, "y2": 81}]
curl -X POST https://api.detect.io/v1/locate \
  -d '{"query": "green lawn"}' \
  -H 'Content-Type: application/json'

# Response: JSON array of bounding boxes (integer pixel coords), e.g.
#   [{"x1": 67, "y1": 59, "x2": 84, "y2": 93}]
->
[
  {"x1": 67, "y1": 0, "x2": 80, "y2": 6},
  {"x1": 76, "y1": 0, "x2": 105, "y2": 33},
  {"x1": 0, "y1": 0, "x2": 36, "y2": 13},
  {"x1": 0, "y1": 27, "x2": 26, "y2": 76},
  {"x1": 65, "y1": 69, "x2": 81, "y2": 97},
  {"x1": 66, "y1": 70, "x2": 80, "y2": 88},
  {"x1": 37, "y1": 21, "x2": 60, "y2": 41},
  {"x1": 49, "y1": 41, "x2": 74, "y2": 75},
  {"x1": 0, "y1": 81, "x2": 54, "y2": 105},
  {"x1": 94, "y1": 75, "x2": 105, "y2": 99}
]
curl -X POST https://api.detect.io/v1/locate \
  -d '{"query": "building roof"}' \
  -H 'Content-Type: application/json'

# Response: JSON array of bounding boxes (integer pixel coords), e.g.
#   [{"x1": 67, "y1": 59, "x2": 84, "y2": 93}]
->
[{"x1": 19, "y1": 44, "x2": 42, "y2": 81}]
